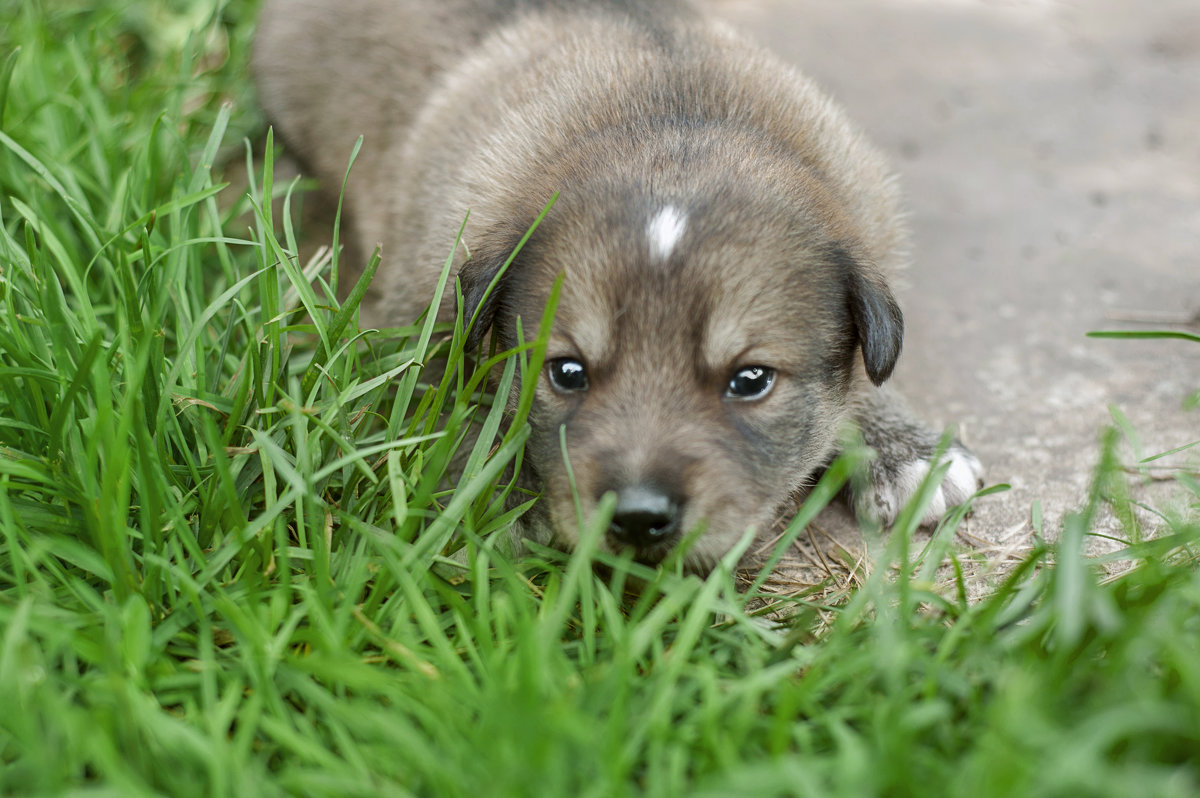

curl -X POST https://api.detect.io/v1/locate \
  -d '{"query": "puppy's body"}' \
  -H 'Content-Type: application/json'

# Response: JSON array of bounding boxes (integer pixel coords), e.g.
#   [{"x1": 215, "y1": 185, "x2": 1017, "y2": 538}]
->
[{"x1": 255, "y1": 0, "x2": 982, "y2": 569}]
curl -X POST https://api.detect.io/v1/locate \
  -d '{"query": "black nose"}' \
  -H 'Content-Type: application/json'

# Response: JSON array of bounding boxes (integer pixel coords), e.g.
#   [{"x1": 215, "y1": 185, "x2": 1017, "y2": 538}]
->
[{"x1": 608, "y1": 485, "x2": 681, "y2": 548}]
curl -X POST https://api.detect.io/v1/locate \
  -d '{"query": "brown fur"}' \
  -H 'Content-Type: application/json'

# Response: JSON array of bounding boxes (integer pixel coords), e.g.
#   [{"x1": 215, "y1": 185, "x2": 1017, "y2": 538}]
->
[{"x1": 254, "y1": 0, "x2": 980, "y2": 570}]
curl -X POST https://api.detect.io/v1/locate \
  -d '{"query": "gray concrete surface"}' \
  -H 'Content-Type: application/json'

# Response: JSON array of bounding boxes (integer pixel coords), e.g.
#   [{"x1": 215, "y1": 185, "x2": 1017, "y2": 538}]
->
[{"x1": 708, "y1": 0, "x2": 1200, "y2": 579}]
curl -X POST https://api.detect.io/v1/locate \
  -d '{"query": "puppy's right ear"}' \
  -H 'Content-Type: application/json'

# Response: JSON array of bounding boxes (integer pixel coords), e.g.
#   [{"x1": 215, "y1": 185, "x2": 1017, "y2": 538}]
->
[
  {"x1": 457, "y1": 198, "x2": 555, "y2": 349},
  {"x1": 457, "y1": 248, "x2": 513, "y2": 350}
]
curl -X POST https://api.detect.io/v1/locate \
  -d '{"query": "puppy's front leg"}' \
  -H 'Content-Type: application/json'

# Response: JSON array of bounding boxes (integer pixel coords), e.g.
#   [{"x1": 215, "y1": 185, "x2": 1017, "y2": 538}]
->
[{"x1": 845, "y1": 386, "x2": 983, "y2": 526}]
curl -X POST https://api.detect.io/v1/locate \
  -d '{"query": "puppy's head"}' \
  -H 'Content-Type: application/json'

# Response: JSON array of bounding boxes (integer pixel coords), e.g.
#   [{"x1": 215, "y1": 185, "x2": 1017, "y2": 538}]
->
[{"x1": 458, "y1": 134, "x2": 902, "y2": 570}]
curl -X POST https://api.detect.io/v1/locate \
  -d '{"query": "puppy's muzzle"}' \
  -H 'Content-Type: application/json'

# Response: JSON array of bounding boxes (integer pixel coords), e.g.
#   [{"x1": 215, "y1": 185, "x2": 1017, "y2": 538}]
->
[{"x1": 608, "y1": 484, "x2": 682, "y2": 550}]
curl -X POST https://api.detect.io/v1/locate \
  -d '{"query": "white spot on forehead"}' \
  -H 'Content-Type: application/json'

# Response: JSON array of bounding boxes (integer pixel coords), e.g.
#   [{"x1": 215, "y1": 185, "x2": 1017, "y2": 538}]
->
[{"x1": 646, "y1": 205, "x2": 687, "y2": 262}]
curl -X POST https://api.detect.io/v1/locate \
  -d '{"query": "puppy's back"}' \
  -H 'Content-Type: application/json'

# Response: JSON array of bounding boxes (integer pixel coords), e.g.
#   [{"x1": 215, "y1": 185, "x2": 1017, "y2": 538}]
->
[
  {"x1": 253, "y1": 0, "x2": 686, "y2": 195},
  {"x1": 254, "y1": 0, "x2": 498, "y2": 257}
]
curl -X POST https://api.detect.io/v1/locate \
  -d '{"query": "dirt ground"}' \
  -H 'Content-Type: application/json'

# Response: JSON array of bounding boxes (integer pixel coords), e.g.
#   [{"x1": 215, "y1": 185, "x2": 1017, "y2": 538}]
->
[{"x1": 706, "y1": 0, "x2": 1200, "y2": 591}]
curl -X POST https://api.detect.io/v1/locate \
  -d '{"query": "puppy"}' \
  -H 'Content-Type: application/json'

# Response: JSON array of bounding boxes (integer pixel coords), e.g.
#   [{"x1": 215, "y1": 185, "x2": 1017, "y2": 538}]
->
[{"x1": 254, "y1": 0, "x2": 983, "y2": 570}]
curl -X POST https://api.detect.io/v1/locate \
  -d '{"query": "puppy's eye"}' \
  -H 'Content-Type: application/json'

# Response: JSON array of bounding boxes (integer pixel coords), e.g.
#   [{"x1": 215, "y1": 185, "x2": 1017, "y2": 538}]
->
[
  {"x1": 546, "y1": 357, "x2": 589, "y2": 393},
  {"x1": 725, "y1": 365, "x2": 776, "y2": 400}
]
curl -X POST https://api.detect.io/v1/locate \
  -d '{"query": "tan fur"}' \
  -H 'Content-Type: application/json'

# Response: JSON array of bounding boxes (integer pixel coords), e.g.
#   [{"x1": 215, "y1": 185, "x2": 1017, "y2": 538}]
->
[{"x1": 255, "y1": 0, "x2": 980, "y2": 570}]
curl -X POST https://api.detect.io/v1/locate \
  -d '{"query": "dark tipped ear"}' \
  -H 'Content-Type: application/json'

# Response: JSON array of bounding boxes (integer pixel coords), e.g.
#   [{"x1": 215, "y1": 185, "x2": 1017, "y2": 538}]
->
[
  {"x1": 835, "y1": 248, "x2": 904, "y2": 386},
  {"x1": 458, "y1": 198, "x2": 556, "y2": 349},
  {"x1": 457, "y1": 249, "x2": 511, "y2": 350}
]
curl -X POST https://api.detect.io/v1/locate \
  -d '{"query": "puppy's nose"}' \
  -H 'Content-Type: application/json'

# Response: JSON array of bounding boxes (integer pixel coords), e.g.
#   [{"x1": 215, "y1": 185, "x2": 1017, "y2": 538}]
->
[{"x1": 608, "y1": 484, "x2": 681, "y2": 548}]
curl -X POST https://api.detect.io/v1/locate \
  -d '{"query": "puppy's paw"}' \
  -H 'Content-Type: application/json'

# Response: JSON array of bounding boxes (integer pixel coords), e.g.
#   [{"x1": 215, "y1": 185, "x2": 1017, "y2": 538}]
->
[{"x1": 854, "y1": 442, "x2": 984, "y2": 527}]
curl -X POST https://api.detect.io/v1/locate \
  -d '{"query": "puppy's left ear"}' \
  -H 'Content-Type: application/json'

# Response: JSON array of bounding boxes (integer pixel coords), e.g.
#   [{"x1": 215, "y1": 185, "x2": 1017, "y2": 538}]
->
[{"x1": 843, "y1": 256, "x2": 904, "y2": 386}]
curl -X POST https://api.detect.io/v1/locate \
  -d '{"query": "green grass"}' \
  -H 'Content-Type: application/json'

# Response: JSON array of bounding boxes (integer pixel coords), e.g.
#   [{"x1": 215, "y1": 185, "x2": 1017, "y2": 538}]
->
[{"x1": 2, "y1": 2, "x2": 1199, "y2": 796}]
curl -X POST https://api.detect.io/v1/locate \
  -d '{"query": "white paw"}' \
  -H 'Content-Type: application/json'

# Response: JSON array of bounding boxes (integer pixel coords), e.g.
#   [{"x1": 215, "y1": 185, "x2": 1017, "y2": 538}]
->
[{"x1": 857, "y1": 446, "x2": 984, "y2": 526}]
